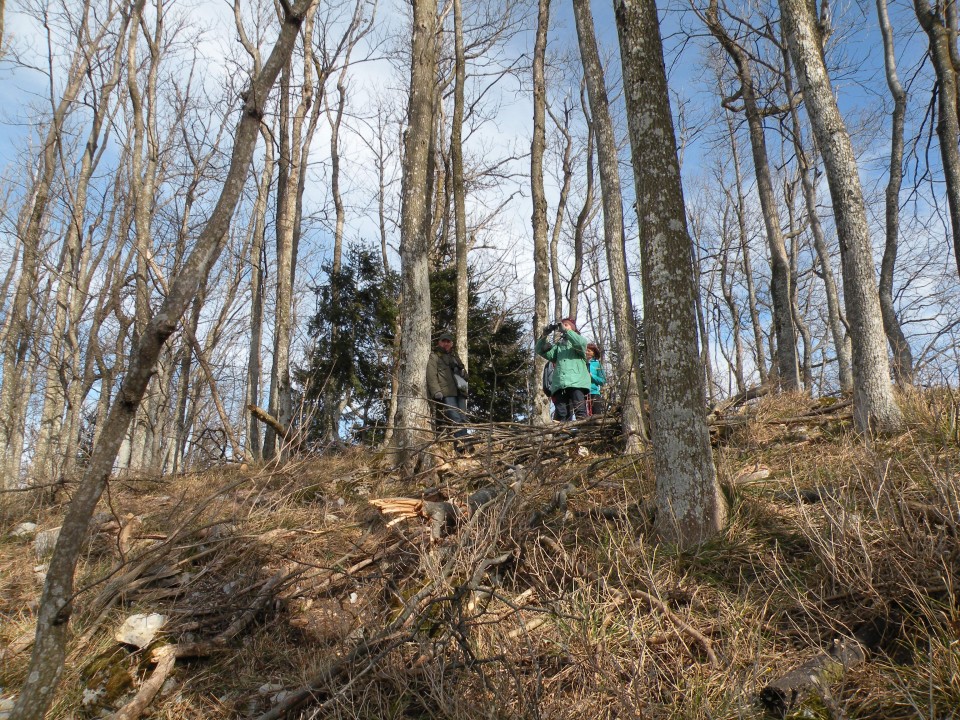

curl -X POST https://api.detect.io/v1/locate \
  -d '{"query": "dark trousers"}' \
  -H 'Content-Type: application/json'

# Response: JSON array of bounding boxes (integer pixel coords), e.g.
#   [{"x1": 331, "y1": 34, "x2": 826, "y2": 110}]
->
[
  {"x1": 588, "y1": 394, "x2": 605, "y2": 416},
  {"x1": 553, "y1": 388, "x2": 587, "y2": 422},
  {"x1": 438, "y1": 396, "x2": 468, "y2": 438}
]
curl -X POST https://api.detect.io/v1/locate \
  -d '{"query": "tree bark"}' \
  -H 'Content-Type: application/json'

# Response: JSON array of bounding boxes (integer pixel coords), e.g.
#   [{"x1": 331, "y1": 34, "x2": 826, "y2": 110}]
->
[
  {"x1": 452, "y1": 0, "x2": 470, "y2": 374},
  {"x1": 877, "y1": 0, "x2": 913, "y2": 384},
  {"x1": 615, "y1": 0, "x2": 726, "y2": 546},
  {"x1": 392, "y1": 0, "x2": 438, "y2": 471},
  {"x1": 9, "y1": 3, "x2": 317, "y2": 715},
  {"x1": 573, "y1": 0, "x2": 646, "y2": 450},
  {"x1": 914, "y1": 0, "x2": 960, "y2": 281},
  {"x1": 530, "y1": 0, "x2": 553, "y2": 425},
  {"x1": 780, "y1": 0, "x2": 903, "y2": 433},
  {"x1": 724, "y1": 107, "x2": 768, "y2": 386}
]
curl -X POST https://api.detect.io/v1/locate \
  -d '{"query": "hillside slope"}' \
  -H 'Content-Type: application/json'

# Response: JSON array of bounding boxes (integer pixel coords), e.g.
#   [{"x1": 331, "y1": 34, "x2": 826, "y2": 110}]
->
[{"x1": 1, "y1": 391, "x2": 958, "y2": 719}]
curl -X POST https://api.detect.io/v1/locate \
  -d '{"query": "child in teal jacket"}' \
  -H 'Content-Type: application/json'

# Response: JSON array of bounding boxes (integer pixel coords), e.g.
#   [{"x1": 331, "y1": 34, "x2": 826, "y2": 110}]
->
[{"x1": 586, "y1": 343, "x2": 606, "y2": 416}]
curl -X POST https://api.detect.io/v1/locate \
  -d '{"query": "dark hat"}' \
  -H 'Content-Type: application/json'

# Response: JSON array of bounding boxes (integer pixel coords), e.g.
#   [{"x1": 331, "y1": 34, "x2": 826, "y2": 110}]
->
[
  {"x1": 561, "y1": 317, "x2": 578, "y2": 332},
  {"x1": 437, "y1": 331, "x2": 454, "y2": 342}
]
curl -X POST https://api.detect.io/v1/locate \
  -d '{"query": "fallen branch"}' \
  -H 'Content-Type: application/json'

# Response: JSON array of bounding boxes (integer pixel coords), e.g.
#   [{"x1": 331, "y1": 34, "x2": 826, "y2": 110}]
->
[
  {"x1": 247, "y1": 405, "x2": 299, "y2": 447},
  {"x1": 108, "y1": 644, "x2": 177, "y2": 720}
]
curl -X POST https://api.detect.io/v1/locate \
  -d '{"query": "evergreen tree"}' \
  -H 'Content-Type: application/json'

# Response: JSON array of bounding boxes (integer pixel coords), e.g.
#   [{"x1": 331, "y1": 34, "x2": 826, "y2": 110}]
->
[
  {"x1": 429, "y1": 267, "x2": 530, "y2": 423},
  {"x1": 298, "y1": 245, "x2": 400, "y2": 442}
]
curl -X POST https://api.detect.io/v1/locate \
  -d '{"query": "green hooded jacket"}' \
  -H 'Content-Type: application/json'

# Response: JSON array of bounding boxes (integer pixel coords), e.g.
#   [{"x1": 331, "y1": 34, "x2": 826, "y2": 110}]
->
[{"x1": 535, "y1": 329, "x2": 591, "y2": 392}]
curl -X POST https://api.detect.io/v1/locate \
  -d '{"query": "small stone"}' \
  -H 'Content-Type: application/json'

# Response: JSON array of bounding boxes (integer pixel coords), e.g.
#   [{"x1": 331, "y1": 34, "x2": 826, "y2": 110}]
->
[
  {"x1": 115, "y1": 613, "x2": 166, "y2": 648},
  {"x1": 258, "y1": 683, "x2": 284, "y2": 695},
  {"x1": 34, "y1": 527, "x2": 61, "y2": 559},
  {"x1": 33, "y1": 564, "x2": 48, "y2": 585},
  {"x1": 324, "y1": 514, "x2": 339, "y2": 523},
  {"x1": 11, "y1": 522, "x2": 37, "y2": 538},
  {"x1": 222, "y1": 582, "x2": 236, "y2": 595},
  {"x1": 0, "y1": 696, "x2": 16, "y2": 720}
]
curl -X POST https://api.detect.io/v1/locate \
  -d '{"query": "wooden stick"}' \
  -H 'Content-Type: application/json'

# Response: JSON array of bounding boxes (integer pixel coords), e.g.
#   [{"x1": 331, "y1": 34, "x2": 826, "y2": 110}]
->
[{"x1": 108, "y1": 645, "x2": 176, "y2": 720}]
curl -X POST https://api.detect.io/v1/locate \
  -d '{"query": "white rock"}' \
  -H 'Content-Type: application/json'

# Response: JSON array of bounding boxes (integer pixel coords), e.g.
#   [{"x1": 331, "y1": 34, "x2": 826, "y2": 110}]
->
[
  {"x1": 115, "y1": 613, "x2": 167, "y2": 648},
  {"x1": 33, "y1": 564, "x2": 48, "y2": 585},
  {"x1": 258, "y1": 683, "x2": 284, "y2": 695},
  {"x1": 11, "y1": 522, "x2": 37, "y2": 538},
  {"x1": 0, "y1": 696, "x2": 16, "y2": 720},
  {"x1": 34, "y1": 527, "x2": 61, "y2": 559}
]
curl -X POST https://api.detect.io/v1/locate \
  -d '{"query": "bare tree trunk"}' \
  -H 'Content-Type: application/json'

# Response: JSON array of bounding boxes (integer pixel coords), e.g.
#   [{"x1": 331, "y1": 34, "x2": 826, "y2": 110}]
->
[
  {"x1": 452, "y1": 0, "x2": 470, "y2": 373},
  {"x1": 568, "y1": 92, "x2": 593, "y2": 322},
  {"x1": 573, "y1": 0, "x2": 646, "y2": 450},
  {"x1": 784, "y1": 174, "x2": 813, "y2": 389},
  {"x1": 914, "y1": 0, "x2": 960, "y2": 281},
  {"x1": 719, "y1": 213, "x2": 746, "y2": 394},
  {"x1": 691, "y1": 234, "x2": 715, "y2": 403},
  {"x1": 548, "y1": 99, "x2": 574, "y2": 319},
  {"x1": 530, "y1": 0, "x2": 552, "y2": 425},
  {"x1": 877, "y1": 0, "x2": 913, "y2": 384},
  {"x1": 265, "y1": 3, "x2": 320, "y2": 457},
  {"x1": 393, "y1": 0, "x2": 438, "y2": 471},
  {"x1": 780, "y1": 0, "x2": 903, "y2": 433},
  {"x1": 723, "y1": 107, "x2": 768, "y2": 386},
  {"x1": 703, "y1": 0, "x2": 800, "y2": 391},
  {"x1": 9, "y1": 4, "x2": 316, "y2": 716},
  {"x1": 247, "y1": 124, "x2": 273, "y2": 460},
  {"x1": 616, "y1": 0, "x2": 725, "y2": 546}
]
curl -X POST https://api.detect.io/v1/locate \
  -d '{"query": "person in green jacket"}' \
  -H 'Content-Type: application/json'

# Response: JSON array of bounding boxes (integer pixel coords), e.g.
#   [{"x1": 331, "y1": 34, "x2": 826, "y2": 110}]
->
[
  {"x1": 426, "y1": 331, "x2": 468, "y2": 444},
  {"x1": 535, "y1": 318, "x2": 591, "y2": 421}
]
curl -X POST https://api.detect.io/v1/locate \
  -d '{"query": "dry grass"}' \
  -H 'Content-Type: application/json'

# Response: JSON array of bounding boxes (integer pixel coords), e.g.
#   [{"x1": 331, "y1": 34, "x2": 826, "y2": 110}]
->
[{"x1": 1, "y1": 393, "x2": 959, "y2": 719}]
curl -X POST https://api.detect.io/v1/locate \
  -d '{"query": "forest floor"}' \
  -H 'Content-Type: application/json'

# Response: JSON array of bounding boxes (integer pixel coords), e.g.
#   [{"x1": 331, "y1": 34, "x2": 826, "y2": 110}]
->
[{"x1": 1, "y1": 390, "x2": 959, "y2": 720}]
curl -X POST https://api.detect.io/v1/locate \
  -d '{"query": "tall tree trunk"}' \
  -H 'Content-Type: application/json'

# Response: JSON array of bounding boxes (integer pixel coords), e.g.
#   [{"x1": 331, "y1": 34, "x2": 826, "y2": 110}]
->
[
  {"x1": 719, "y1": 211, "x2": 746, "y2": 394},
  {"x1": 393, "y1": 0, "x2": 438, "y2": 471},
  {"x1": 530, "y1": 0, "x2": 552, "y2": 425},
  {"x1": 726, "y1": 108, "x2": 769, "y2": 386},
  {"x1": 549, "y1": 99, "x2": 574, "y2": 318},
  {"x1": 126, "y1": 0, "x2": 164, "y2": 472},
  {"x1": 785, "y1": 175, "x2": 814, "y2": 389},
  {"x1": 568, "y1": 84, "x2": 593, "y2": 321},
  {"x1": 704, "y1": 0, "x2": 800, "y2": 390},
  {"x1": 265, "y1": 3, "x2": 320, "y2": 457},
  {"x1": 780, "y1": 0, "x2": 903, "y2": 433},
  {"x1": 572, "y1": 0, "x2": 645, "y2": 450},
  {"x1": 877, "y1": 0, "x2": 913, "y2": 384},
  {"x1": 452, "y1": 0, "x2": 469, "y2": 373},
  {"x1": 782, "y1": 59, "x2": 853, "y2": 392},
  {"x1": 247, "y1": 124, "x2": 273, "y2": 460},
  {"x1": 616, "y1": 0, "x2": 725, "y2": 546},
  {"x1": 914, "y1": 0, "x2": 960, "y2": 280},
  {"x1": 9, "y1": 3, "x2": 317, "y2": 715}
]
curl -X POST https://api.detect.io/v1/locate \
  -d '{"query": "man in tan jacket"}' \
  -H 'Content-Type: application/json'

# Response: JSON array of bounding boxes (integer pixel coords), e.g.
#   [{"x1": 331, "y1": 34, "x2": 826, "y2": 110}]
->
[{"x1": 426, "y1": 331, "x2": 468, "y2": 446}]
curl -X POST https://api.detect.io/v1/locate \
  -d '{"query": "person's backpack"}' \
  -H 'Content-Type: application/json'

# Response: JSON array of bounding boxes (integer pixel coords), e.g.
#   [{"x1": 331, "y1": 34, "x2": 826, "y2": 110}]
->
[{"x1": 542, "y1": 362, "x2": 554, "y2": 397}]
